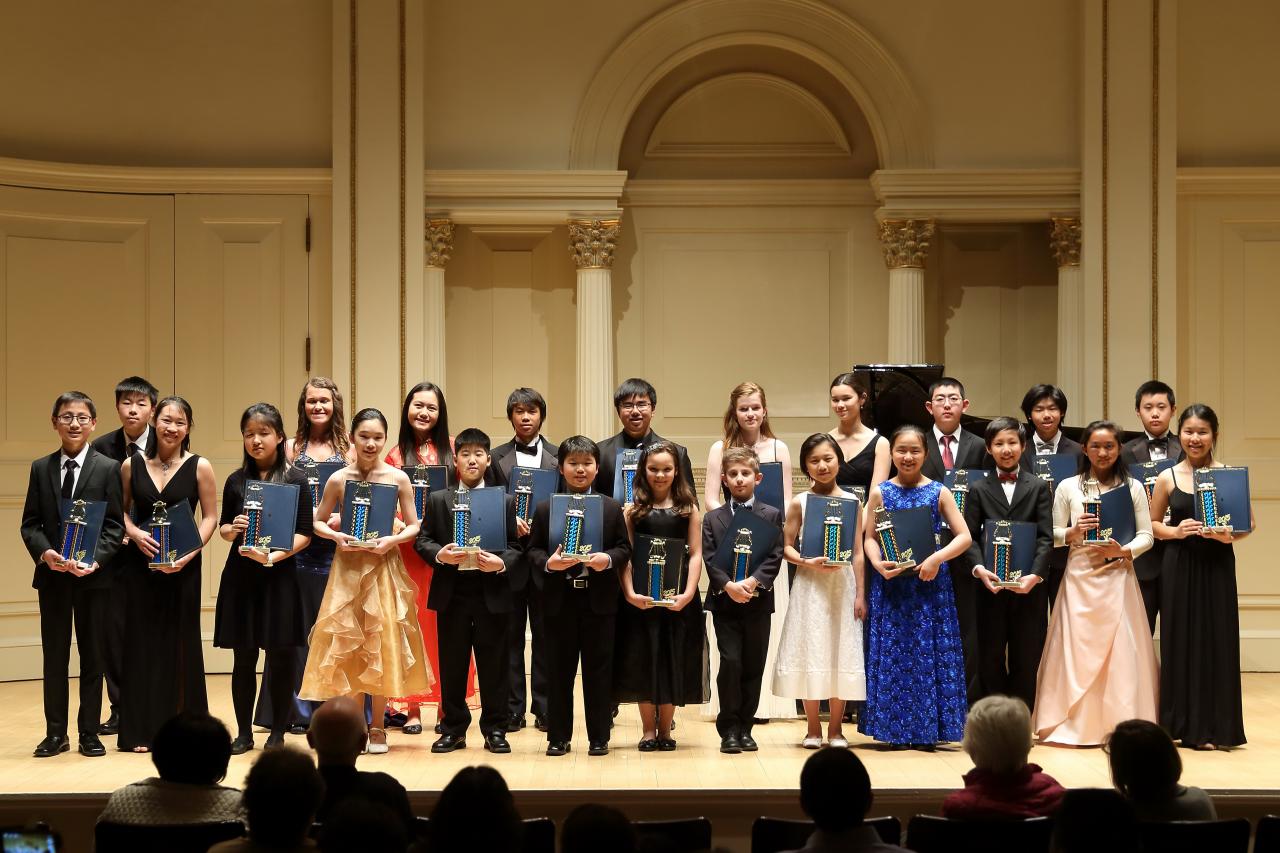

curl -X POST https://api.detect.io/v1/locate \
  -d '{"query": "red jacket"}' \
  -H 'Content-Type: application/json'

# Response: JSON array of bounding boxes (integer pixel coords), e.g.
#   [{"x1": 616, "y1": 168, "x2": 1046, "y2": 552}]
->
[{"x1": 941, "y1": 764, "x2": 1066, "y2": 820}]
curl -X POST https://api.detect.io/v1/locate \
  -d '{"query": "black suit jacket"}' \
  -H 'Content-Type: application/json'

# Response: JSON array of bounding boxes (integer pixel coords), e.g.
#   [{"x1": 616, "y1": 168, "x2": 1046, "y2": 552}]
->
[
  {"x1": 1119, "y1": 433, "x2": 1183, "y2": 467},
  {"x1": 487, "y1": 435, "x2": 560, "y2": 488},
  {"x1": 20, "y1": 448, "x2": 125, "y2": 591},
  {"x1": 317, "y1": 765, "x2": 414, "y2": 837},
  {"x1": 90, "y1": 425, "x2": 154, "y2": 464},
  {"x1": 1019, "y1": 434, "x2": 1083, "y2": 471},
  {"x1": 526, "y1": 494, "x2": 630, "y2": 616},
  {"x1": 415, "y1": 487, "x2": 520, "y2": 614},
  {"x1": 594, "y1": 430, "x2": 697, "y2": 506},
  {"x1": 962, "y1": 470, "x2": 1054, "y2": 577},
  {"x1": 701, "y1": 502, "x2": 784, "y2": 615},
  {"x1": 922, "y1": 427, "x2": 993, "y2": 482}
]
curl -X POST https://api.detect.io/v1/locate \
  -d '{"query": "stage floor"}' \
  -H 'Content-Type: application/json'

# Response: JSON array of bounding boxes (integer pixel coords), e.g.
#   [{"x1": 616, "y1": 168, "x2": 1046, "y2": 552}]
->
[{"x1": 2, "y1": 673, "x2": 1279, "y2": 797}]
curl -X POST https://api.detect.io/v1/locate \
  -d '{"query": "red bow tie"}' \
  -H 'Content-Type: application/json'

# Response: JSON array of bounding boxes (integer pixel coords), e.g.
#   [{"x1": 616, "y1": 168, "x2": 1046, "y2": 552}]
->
[{"x1": 997, "y1": 472, "x2": 1018, "y2": 483}]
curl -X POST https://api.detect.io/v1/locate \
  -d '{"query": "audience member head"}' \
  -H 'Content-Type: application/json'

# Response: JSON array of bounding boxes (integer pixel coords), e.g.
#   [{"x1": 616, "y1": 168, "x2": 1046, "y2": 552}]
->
[
  {"x1": 561, "y1": 803, "x2": 637, "y2": 853},
  {"x1": 151, "y1": 711, "x2": 232, "y2": 785},
  {"x1": 799, "y1": 748, "x2": 872, "y2": 832},
  {"x1": 429, "y1": 766, "x2": 521, "y2": 852},
  {"x1": 1104, "y1": 719, "x2": 1183, "y2": 806},
  {"x1": 319, "y1": 797, "x2": 409, "y2": 853},
  {"x1": 1050, "y1": 789, "x2": 1139, "y2": 853},
  {"x1": 961, "y1": 696, "x2": 1033, "y2": 775},
  {"x1": 307, "y1": 696, "x2": 368, "y2": 766},
  {"x1": 242, "y1": 747, "x2": 325, "y2": 849}
]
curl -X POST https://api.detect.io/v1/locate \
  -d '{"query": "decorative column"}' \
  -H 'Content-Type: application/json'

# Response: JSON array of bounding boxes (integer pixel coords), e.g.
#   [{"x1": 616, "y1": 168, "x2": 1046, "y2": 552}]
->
[
  {"x1": 1050, "y1": 217, "x2": 1083, "y2": 404},
  {"x1": 569, "y1": 217, "x2": 621, "y2": 439},
  {"x1": 422, "y1": 218, "x2": 454, "y2": 383},
  {"x1": 878, "y1": 219, "x2": 935, "y2": 363}
]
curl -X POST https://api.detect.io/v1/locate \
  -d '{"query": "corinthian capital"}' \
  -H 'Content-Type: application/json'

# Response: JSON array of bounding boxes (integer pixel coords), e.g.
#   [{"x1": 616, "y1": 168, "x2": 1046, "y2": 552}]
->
[
  {"x1": 568, "y1": 217, "x2": 622, "y2": 270},
  {"x1": 425, "y1": 218, "x2": 455, "y2": 269},
  {"x1": 878, "y1": 219, "x2": 936, "y2": 270},
  {"x1": 1049, "y1": 216, "x2": 1082, "y2": 267}
]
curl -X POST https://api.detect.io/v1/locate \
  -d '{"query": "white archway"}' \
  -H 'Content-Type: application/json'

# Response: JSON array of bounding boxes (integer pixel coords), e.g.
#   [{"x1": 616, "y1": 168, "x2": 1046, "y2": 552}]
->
[{"x1": 569, "y1": 0, "x2": 933, "y2": 171}]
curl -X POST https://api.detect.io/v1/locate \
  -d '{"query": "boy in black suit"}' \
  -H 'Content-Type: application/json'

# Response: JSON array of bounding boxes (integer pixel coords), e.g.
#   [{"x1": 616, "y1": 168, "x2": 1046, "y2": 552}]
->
[
  {"x1": 1119, "y1": 380, "x2": 1182, "y2": 632},
  {"x1": 1017, "y1": 384, "x2": 1082, "y2": 610},
  {"x1": 415, "y1": 428, "x2": 521, "y2": 755},
  {"x1": 20, "y1": 392, "x2": 125, "y2": 758},
  {"x1": 702, "y1": 447, "x2": 783, "y2": 755},
  {"x1": 488, "y1": 388, "x2": 556, "y2": 733},
  {"x1": 963, "y1": 418, "x2": 1053, "y2": 709},
  {"x1": 527, "y1": 436, "x2": 632, "y2": 757},
  {"x1": 88, "y1": 375, "x2": 157, "y2": 736},
  {"x1": 594, "y1": 378, "x2": 696, "y2": 503},
  {"x1": 921, "y1": 376, "x2": 990, "y2": 703}
]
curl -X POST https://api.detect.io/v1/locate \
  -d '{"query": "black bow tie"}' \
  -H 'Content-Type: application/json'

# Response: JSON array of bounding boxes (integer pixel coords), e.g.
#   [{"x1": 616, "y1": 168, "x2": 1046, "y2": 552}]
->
[
  {"x1": 1149, "y1": 436, "x2": 1167, "y2": 448},
  {"x1": 514, "y1": 442, "x2": 538, "y2": 455},
  {"x1": 731, "y1": 501, "x2": 752, "y2": 513}
]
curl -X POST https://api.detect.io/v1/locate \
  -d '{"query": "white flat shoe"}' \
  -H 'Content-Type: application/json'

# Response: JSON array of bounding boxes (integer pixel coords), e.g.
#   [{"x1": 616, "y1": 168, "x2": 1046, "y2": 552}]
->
[
  {"x1": 828, "y1": 736, "x2": 850, "y2": 749},
  {"x1": 802, "y1": 736, "x2": 823, "y2": 749},
  {"x1": 367, "y1": 727, "x2": 389, "y2": 755}
]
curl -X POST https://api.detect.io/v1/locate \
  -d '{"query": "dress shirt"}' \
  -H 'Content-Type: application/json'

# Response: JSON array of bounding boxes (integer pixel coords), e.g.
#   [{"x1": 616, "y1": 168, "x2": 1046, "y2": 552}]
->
[
  {"x1": 1033, "y1": 432, "x2": 1060, "y2": 455},
  {"x1": 58, "y1": 445, "x2": 90, "y2": 495},
  {"x1": 513, "y1": 435, "x2": 543, "y2": 468},
  {"x1": 1145, "y1": 430, "x2": 1172, "y2": 461}
]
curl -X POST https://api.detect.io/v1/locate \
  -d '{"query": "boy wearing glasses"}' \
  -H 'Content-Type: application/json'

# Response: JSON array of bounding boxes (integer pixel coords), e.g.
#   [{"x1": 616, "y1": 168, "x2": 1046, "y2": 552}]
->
[
  {"x1": 594, "y1": 378, "x2": 697, "y2": 503},
  {"x1": 20, "y1": 392, "x2": 124, "y2": 758}
]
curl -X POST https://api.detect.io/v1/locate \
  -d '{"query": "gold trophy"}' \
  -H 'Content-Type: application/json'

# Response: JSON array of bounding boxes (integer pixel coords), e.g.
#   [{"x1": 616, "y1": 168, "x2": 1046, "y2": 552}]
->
[
  {"x1": 1081, "y1": 478, "x2": 1107, "y2": 543},
  {"x1": 645, "y1": 537, "x2": 677, "y2": 606},
  {"x1": 346, "y1": 481, "x2": 380, "y2": 548},
  {"x1": 991, "y1": 520, "x2": 1021, "y2": 588},
  {"x1": 238, "y1": 481, "x2": 275, "y2": 565},
  {"x1": 513, "y1": 469, "x2": 536, "y2": 523},
  {"x1": 57, "y1": 499, "x2": 90, "y2": 568},
  {"x1": 147, "y1": 500, "x2": 178, "y2": 570},
  {"x1": 561, "y1": 494, "x2": 591, "y2": 564},
  {"x1": 1194, "y1": 468, "x2": 1232, "y2": 534},
  {"x1": 451, "y1": 490, "x2": 482, "y2": 569},
  {"x1": 731, "y1": 527, "x2": 760, "y2": 597},
  {"x1": 822, "y1": 499, "x2": 852, "y2": 567},
  {"x1": 873, "y1": 506, "x2": 915, "y2": 571}
]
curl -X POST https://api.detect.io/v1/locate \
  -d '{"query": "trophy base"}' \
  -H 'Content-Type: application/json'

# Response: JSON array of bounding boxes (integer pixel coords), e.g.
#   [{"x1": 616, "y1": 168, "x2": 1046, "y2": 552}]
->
[
  {"x1": 148, "y1": 561, "x2": 178, "y2": 571},
  {"x1": 887, "y1": 560, "x2": 918, "y2": 577},
  {"x1": 238, "y1": 545, "x2": 275, "y2": 565},
  {"x1": 1201, "y1": 525, "x2": 1233, "y2": 535},
  {"x1": 55, "y1": 559, "x2": 91, "y2": 570},
  {"x1": 822, "y1": 559, "x2": 853, "y2": 568},
  {"x1": 648, "y1": 598, "x2": 677, "y2": 608},
  {"x1": 994, "y1": 580, "x2": 1023, "y2": 589},
  {"x1": 345, "y1": 539, "x2": 380, "y2": 549},
  {"x1": 561, "y1": 552, "x2": 591, "y2": 564}
]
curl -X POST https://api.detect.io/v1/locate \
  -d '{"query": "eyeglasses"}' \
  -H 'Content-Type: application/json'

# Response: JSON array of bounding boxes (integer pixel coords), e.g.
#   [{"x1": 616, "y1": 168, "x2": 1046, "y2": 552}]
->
[
  {"x1": 619, "y1": 402, "x2": 652, "y2": 413},
  {"x1": 931, "y1": 395, "x2": 963, "y2": 405},
  {"x1": 56, "y1": 414, "x2": 93, "y2": 425}
]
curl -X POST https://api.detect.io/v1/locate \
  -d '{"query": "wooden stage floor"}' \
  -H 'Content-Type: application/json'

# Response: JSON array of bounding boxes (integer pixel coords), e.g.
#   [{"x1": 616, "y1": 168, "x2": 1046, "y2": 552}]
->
[{"x1": 3, "y1": 674, "x2": 1280, "y2": 851}]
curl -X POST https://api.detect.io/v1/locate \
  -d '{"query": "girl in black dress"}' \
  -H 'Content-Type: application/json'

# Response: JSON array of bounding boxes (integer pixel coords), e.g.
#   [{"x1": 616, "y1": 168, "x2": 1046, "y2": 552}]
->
[
  {"x1": 118, "y1": 396, "x2": 218, "y2": 752},
  {"x1": 616, "y1": 441, "x2": 709, "y2": 751},
  {"x1": 1149, "y1": 404, "x2": 1252, "y2": 749},
  {"x1": 828, "y1": 372, "x2": 890, "y2": 499},
  {"x1": 215, "y1": 403, "x2": 313, "y2": 753}
]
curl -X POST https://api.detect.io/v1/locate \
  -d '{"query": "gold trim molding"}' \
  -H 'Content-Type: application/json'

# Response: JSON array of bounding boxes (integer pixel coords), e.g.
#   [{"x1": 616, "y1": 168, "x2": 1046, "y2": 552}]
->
[
  {"x1": 877, "y1": 219, "x2": 935, "y2": 270},
  {"x1": 1049, "y1": 216, "x2": 1082, "y2": 268},
  {"x1": 0, "y1": 156, "x2": 331, "y2": 195},
  {"x1": 568, "y1": 218, "x2": 622, "y2": 270},
  {"x1": 425, "y1": 218, "x2": 455, "y2": 269}
]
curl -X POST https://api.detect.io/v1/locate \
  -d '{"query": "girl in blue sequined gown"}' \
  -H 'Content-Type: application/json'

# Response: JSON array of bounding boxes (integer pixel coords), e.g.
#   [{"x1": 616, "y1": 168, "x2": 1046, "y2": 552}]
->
[{"x1": 861, "y1": 424, "x2": 971, "y2": 749}]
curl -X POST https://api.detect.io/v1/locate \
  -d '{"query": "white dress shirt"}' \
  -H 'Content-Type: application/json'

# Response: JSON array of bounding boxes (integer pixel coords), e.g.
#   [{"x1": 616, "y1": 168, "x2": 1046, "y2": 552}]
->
[
  {"x1": 58, "y1": 445, "x2": 90, "y2": 495},
  {"x1": 513, "y1": 435, "x2": 543, "y2": 469},
  {"x1": 1033, "y1": 431, "x2": 1061, "y2": 455}
]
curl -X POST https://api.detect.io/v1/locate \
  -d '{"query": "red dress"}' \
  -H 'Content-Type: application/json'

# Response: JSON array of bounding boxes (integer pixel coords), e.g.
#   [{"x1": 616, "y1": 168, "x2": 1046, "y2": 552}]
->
[{"x1": 385, "y1": 442, "x2": 477, "y2": 708}]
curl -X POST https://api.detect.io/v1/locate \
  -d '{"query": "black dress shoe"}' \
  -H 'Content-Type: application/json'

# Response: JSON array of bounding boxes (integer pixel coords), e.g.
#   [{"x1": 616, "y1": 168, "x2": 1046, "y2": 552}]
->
[
  {"x1": 546, "y1": 740, "x2": 570, "y2": 756},
  {"x1": 98, "y1": 712, "x2": 119, "y2": 736},
  {"x1": 588, "y1": 741, "x2": 609, "y2": 756},
  {"x1": 33, "y1": 735, "x2": 69, "y2": 758},
  {"x1": 533, "y1": 715, "x2": 548, "y2": 732},
  {"x1": 752, "y1": 717, "x2": 770, "y2": 725},
  {"x1": 434, "y1": 722, "x2": 444, "y2": 734},
  {"x1": 431, "y1": 734, "x2": 466, "y2": 753},
  {"x1": 913, "y1": 743, "x2": 937, "y2": 753},
  {"x1": 484, "y1": 732, "x2": 511, "y2": 754},
  {"x1": 637, "y1": 738, "x2": 658, "y2": 752},
  {"x1": 719, "y1": 734, "x2": 742, "y2": 754},
  {"x1": 657, "y1": 737, "x2": 677, "y2": 752},
  {"x1": 505, "y1": 714, "x2": 526, "y2": 733},
  {"x1": 78, "y1": 734, "x2": 106, "y2": 757},
  {"x1": 264, "y1": 733, "x2": 286, "y2": 750},
  {"x1": 738, "y1": 734, "x2": 759, "y2": 752},
  {"x1": 288, "y1": 724, "x2": 309, "y2": 735},
  {"x1": 384, "y1": 710, "x2": 408, "y2": 728},
  {"x1": 402, "y1": 723, "x2": 423, "y2": 735},
  {"x1": 230, "y1": 735, "x2": 254, "y2": 755}
]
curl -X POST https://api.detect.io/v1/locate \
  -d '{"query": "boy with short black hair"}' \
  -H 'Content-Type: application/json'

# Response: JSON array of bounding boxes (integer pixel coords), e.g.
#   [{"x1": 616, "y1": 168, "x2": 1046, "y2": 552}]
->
[
  {"x1": 962, "y1": 417, "x2": 1053, "y2": 709},
  {"x1": 527, "y1": 436, "x2": 631, "y2": 757},
  {"x1": 20, "y1": 391, "x2": 125, "y2": 757},
  {"x1": 1018, "y1": 384, "x2": 1082, "y2": 462},
  {"x1": 594, "y1": 378, "x2": 696, "y2": 502},
  {"x1": 415, "y1": 428, "x2": 521, "y2": 755},
  {"x1": 89, "y1": 374, "x2": 158, "y2": 735},
  {"x1": 702, "y1": 447, "x2": 783, "y2": 754}
]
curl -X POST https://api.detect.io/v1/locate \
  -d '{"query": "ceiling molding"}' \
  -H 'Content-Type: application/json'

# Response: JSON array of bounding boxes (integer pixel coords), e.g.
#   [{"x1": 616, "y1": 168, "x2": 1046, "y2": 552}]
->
[
  {"x1": 872, "y1": 168, "x2": 1081, "y2": 222},
  {"x1": 623, "y1": 178, "x2": 875, "y2": 207},
  {"x1": 0, "y1": 156, "x2": 332, "y2": 195},
  {"x1": 1176, "y1": 167, "x2": 1280, "y2": 196},
  {"x1": 424, "y1": 169, "x2": 627, "y2": 224}
]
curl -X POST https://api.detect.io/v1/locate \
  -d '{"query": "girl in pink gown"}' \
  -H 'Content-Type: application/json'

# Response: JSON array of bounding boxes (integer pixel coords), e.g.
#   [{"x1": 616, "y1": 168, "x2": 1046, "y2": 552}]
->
[{"x1": 1033, "y1": 420, "x2": 1158, "y2": 746}]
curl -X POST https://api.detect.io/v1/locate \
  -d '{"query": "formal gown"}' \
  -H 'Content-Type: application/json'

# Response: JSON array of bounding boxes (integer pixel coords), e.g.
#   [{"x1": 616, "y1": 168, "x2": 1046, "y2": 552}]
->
[
  {"x1": 1160, "y1": 480, "x2": 1246, "y2": 747},
  {"x1": 255, "y1": 443, "x2": 342, "y2": 729},
  {"x1": 118, "y1": 456, "x2": 209, "y2": 751},
  {"x1": 1033, "y1": 476, "x2": 1159, "y2": 746},
  {"x1": 384, "y1": 444, "x2": 476, "y2": 712},
  {"x1": 771, "y1": 492, "x2": 867, "y2": 701},
  {"x1": 860, "y1": 480, "x2": 966, "y2": 745},
  {"x1": 614, "y1": 508, "x2": 710, "y2": 706},
  {"x1": 702, "y1": 439, "x2": 796, "y2": 721}
]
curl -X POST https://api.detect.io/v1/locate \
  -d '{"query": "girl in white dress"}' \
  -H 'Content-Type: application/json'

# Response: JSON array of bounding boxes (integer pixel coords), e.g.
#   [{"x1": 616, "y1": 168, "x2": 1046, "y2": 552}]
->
[{"x1": 771, "y1": 433, "x2": 866, "y2": 748}]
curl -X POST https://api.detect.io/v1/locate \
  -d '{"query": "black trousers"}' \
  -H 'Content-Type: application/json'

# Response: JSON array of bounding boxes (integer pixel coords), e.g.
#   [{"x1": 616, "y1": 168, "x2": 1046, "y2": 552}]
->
[
  {"x1": 436, "y1": 589, "x2": 509, "y2": 738},
  {"x1": 38, "y1": 584, "x2": 105, "y2": 737},
  {"x1": 974, "y1": 579, "x2": 1049, "y2": 711},
  {"x1": 711, "y1": 609, "x2": 770, "y2": 737},
  {"x1": 1045, "y1": 548, "x2": 1068, "y2": 612},
  {"x1": 948, "y1": 557, "x2": 982, "y2": 705},
  {"x1": 546, "y1": 588, "x2": 615, "y2": 744},
  {"x1": 507, "y1": 583, "x2": 549, "y2": 720},
  {"x1": 98, "y1": 576, "x2": 126, "y2": 714},
  {"x1": 1139, "y1": 573, "x2": 1160, "y2": 634}
]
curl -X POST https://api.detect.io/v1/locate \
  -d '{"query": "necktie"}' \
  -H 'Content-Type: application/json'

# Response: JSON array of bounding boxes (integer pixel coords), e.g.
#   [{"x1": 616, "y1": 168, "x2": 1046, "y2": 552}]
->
[
  {"x1": 1035, "y1": 439, "x2": 1053, "y2": 455},
  {"x1": 941, "y1": 435, "x2": 955, "y2": 470},
  {"x1": 62, "y1": 459, "x2": 77, "y2": 499},
  {"x1": 998, "y1": 472, "x2": 1018, "y2": 483},
  {"x1": 515, "y1": 441, "x2": 537, "y2": 456},
  {"x1": 732, "y1": 501, "x2": 750, "y2": 513},
  {"x1": 127, "y1": 442, "x2": 140, "y2": 458}
]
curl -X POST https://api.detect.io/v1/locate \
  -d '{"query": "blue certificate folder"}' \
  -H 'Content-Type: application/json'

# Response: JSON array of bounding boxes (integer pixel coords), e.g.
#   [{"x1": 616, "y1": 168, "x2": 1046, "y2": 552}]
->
[
  {"x1": 943, "y1": 468, "x2": 989, "y2": 514},
  {"x1": 1096, "y1": 486, "x2": 1138, "y2": 546},
  {"x1": 507, "y1": 466, "x2": 559, "y2": 522},
  {"x1": 1193, "y1": 466, "x2": 1251, "y2": 533},
  {"x1": 982, "y1": 520, "x2": 1037, "y2": 578},
  {"x1": 58, "y1": 499, "x2": 106, "y2": 567},
  {"x1": 241, "y1": 481, "x2": 301, "y2": 553},
  {"x1": 880, "y1": 505, "x2": 937, "y2": 565},
  {"x1": 799, "y1": 495, "x2": 860, "y2": 562},
  {"x1": 711, "y1": 507, "x2": 781, "y2": 586},
  {"x1": 632, "y1": 533, "x2": 687, "y2": 601},
  {"x1": 1031, "y1": 453, "x2": 1079, "y2": 493},
  {"x1": 402, "y1": 464, "x2": 448, "y2": 522},
  {"x1": 452, "y1": 487, "x2": 508, "y2": 552},
  {"x1": 135, "y1": 499, "x2": 202, "y2": 568},
  {"x1": 1129, "y1": 458, "x2": 1177, "y2": 500},
  {"x1": 613, "y1": 448, "x2": 643, "y2": 504},
  {"x1": 755, "y1": 462, "x2": 786, "y2": 516},
  {"x1": 298, "y1": 460, "x2": 346, "y2": 508},
  {"x1": 341, "y1": 480, "x2": 399, "y2": 542},
  {"x1": 548, "y1": 493, "x2": 604, "y2": 559}
]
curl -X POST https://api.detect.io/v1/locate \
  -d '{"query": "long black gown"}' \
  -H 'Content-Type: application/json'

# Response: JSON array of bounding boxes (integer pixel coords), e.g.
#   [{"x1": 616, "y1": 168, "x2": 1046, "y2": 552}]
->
[
  {"x1": 118, "y1": 456, "x2": 208, "y2": 750},
  {"x1": 1160, "y1": 483, "x2": 1247, "y2": 747}
]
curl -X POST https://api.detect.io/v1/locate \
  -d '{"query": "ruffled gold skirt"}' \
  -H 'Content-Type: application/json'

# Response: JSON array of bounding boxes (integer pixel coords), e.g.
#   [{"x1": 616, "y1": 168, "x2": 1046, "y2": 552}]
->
[{"x1": 299, "y1": 546, "x2": 433, "y2": 700}]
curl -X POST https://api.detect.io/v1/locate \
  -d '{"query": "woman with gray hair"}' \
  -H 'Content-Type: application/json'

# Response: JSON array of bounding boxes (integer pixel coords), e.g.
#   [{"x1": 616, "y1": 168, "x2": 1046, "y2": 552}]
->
[{"x1": 942, "y1": 695, "x2": 1065, "y2": 819}]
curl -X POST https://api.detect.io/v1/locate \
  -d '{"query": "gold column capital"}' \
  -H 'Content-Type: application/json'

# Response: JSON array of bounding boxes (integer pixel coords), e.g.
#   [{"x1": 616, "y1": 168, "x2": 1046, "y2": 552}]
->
[
  {"x1": 568, "y1": 217, "x2": 622, "y2": 270},
  {"x1": 425, "y1": 217, "x2": 454, "y2": 269},
  {"x1": 878, "y1": 219, "x2": 936, "y2": 270},
  {"x1": 1049, "y1": 216, "x2": 1082, "y2": 268}
]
